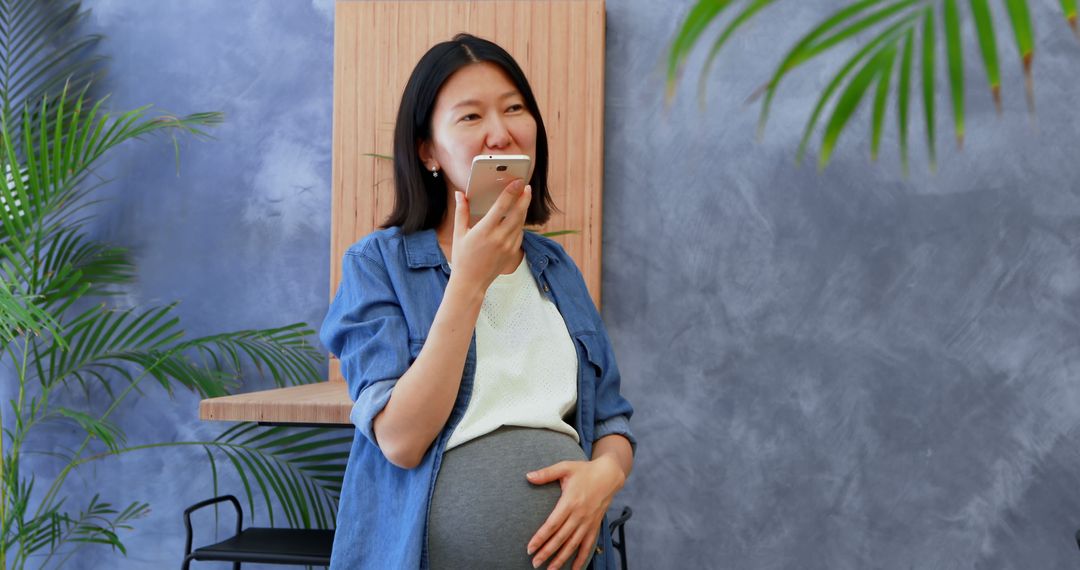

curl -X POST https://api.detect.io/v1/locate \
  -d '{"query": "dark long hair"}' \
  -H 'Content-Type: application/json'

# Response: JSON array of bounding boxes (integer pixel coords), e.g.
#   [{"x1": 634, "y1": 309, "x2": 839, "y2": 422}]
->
[{"x1": 382, "y1": 33, "x2": 555, "y2": 232}]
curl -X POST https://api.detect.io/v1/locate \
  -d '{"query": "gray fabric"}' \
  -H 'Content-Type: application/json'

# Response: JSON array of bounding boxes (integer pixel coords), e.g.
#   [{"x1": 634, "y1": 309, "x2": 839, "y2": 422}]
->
[{"x1": 427, "y1": 425, "x2": 597, "y2": 569}]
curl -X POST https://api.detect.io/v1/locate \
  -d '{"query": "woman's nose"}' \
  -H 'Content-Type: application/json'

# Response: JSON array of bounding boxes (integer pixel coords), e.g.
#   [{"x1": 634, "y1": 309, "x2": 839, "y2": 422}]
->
[{"x1": 484, "y1": 117, "x2": 512, "y2": 150}]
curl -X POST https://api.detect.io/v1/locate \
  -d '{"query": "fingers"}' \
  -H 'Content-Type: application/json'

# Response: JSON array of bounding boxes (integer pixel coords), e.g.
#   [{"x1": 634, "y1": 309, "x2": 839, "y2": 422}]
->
[
  {"x1": 527, "y1": 499, "x2": 569, "y2": 558},
  {"x1": 526, "y1": 461, "x2": 570, "y2": 486},
  {"x1": 452, "y1": 191, "x2": 469, "y2": 244},
  {"x1": 538, "y1": 523, "x2": 585, "y2": 570},
  {"x1": 549, "y1": 525, "x2": 589, "y2": 570},
  {"x1": 477, "y1": 178, "x2": 526, "y2": 229},
  {"x1": 505, "y1": 183, "x2": 532, "y2": 228},
  {"x1": 571, "y1": 530, "x2": 597, "y2": 570}
]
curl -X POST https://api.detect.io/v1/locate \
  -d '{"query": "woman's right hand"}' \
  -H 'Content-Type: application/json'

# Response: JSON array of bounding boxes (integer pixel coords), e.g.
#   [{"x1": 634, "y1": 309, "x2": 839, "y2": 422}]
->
[{"x1": 449, "y1": 178, "x2": 532, "y2": 291}]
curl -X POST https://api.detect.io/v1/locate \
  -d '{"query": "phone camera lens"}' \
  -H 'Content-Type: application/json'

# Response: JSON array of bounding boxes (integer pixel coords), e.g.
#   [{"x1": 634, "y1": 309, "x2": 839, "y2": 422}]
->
[{"x1": 496, "y1": 165, "x2": 508, "y2": 172}]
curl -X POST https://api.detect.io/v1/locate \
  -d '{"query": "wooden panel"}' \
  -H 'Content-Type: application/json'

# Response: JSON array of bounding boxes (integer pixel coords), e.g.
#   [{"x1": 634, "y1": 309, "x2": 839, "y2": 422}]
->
[{"x1": 328, "y1": 0, "x2": 607, "y2": 385}]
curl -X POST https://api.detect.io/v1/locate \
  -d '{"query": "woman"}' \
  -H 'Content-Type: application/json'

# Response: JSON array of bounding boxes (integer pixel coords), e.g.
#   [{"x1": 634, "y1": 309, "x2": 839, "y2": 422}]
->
[{"x1": 320, "y1": 33, "x2": 636, "y2": 570}]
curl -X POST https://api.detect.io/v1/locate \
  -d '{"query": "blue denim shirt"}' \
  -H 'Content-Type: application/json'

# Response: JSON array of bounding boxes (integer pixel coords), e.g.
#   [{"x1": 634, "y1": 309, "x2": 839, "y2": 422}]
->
[{"x1": 319, "y1": 226, "x2": 636, "y2": 570}]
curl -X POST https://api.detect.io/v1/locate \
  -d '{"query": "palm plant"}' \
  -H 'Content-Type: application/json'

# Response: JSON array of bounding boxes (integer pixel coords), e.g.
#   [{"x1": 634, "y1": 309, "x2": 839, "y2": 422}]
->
[
  {"x1": 667, "y1": 0, "x2": 1079, "y2": 172},
  {"x1": 1, "y1": 1, "x2": 346, "y2": 567}
]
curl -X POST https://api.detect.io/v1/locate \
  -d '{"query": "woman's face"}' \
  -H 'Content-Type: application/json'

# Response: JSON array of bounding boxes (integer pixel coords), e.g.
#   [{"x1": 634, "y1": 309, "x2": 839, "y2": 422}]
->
[{"x1": 420, "y1": 62, "x2": 537, "y2": 196}]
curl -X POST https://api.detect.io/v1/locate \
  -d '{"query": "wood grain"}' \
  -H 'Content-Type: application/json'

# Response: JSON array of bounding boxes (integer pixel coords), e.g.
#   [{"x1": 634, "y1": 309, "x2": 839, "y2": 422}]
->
[{"x1": 199, "y1": 382, "x2": 352, "y2": 425}]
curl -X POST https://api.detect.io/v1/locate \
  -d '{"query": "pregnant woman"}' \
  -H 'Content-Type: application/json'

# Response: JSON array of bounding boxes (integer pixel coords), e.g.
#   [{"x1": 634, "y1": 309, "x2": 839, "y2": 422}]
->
[{"x1": 320, "y1": 33, "x2": 636, "y2": 570}]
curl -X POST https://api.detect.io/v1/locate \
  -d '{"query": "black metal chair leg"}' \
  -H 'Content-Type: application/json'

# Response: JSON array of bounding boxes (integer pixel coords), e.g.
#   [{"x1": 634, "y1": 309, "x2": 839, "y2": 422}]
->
[{"x1": 609, "y1": 505, "x2": 632, "y2": 570}]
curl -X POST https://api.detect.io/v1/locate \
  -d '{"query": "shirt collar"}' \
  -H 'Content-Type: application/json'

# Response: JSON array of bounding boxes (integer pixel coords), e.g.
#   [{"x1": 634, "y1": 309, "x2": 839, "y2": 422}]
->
[{"x1": 402, "y1": 229, "x2": 444, "y2": 269}]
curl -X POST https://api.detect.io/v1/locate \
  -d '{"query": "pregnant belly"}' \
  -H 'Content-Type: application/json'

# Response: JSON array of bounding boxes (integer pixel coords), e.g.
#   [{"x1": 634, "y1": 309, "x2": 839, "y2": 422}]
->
[{"x1": 426, "y1": 425, "x2": 592, "y2": 570}]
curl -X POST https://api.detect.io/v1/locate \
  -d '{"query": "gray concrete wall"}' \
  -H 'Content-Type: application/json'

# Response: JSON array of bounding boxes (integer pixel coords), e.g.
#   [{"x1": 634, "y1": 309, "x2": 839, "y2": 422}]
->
[{"x1": 26, "y1": 0, "x2": 1080, "y2": 567}]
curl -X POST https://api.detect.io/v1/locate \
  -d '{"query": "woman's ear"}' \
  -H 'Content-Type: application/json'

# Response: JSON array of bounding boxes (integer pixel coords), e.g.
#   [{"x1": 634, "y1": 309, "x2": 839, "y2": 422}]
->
[{"x1": 417, "y1": 140, "x2": 434, "y2": 169}]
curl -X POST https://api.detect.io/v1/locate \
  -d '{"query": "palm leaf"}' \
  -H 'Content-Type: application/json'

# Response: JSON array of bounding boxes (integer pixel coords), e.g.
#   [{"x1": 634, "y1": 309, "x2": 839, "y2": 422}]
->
[
  {"x1": 755, "y1": 0, "x2": 920, "y2": 136},
  {"x1": 871, "y1": 44, "x2": 897, "y2": 161},
  {"x1": 43, "y1": 494, "x2": 151, "y2": 565},
  {"x1": 795, "y1": 14, "x2": 919, "y2": 164},
  {"x1": 898, "y1": 28, "x2": 915, "y2": 174},
  {"x1": 970, "y1": 0, "x2": 1002, "y2": 112},
  {"x1": 54, "y1": 407, "x2": 125, "y2": 453},
  {"x1": 1003, "y1": 0, "x2": 1035, "y2": 111},
  {"x1": 669, "y1": 0, "x2": 1076, "y2": 171},
  {"x1": 0, "y1": 278, "x2": 60, "y2": 343},
  {"x1": 206, "y1": 424, "x2": 350, "y2": 530},
  {"x1": 666, "y1": 0, "x2": 738, "y2": 101},
  {"x1": 921, "y1": 6, "x2": 937, "y2": 171},
  {"x1": 696, "y1": 0, "x2": 781, "y2": 107},
  {"x1": 175, "y1": 323, "x2": 323, "y2": 389},
  {"x1": 1063, "y1": 0, "x2": 1079, "y2": 36},
  {"x1": 525, "y1": 228, "x2": 580, "y2": 238},
  {"x1": 819, "y1": 44, "x2": 898, "y2": 168},
  {"x1": 36, "y1": 304, "x2": 183, "y2": 390},
  {"x1": 943, "y1": 0, "x2": 965, "y2": 148},
  {"x1": 0, "y1": 0, "x2": 107, "y2": 141},
  {"x1": 1, "y1": 85, "x2": 221, "y2": 245}
]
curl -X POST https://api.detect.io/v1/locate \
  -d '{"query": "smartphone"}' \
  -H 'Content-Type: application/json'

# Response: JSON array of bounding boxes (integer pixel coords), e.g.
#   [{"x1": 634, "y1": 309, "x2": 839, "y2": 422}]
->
[{"x1": 464, "y1": 154, "x2": 531, "y2": 218}]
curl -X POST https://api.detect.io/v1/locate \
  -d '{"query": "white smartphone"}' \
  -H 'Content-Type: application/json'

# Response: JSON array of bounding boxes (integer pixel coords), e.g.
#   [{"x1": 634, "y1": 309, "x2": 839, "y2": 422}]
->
[{"x1": 464, "y1": 154, "x2": 531, "y2": 218}]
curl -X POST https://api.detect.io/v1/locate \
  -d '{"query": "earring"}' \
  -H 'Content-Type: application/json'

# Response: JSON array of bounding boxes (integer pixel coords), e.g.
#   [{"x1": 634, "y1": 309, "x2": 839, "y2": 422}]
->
[{"x1": 431, "y1": 166, "x2": 439, "y2": 178}]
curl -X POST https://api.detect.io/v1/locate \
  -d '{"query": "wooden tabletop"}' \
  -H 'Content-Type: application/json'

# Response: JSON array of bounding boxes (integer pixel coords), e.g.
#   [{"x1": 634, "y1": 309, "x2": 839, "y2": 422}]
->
[{"x1": 199, "y1": 380, "x2": 352, "y2": 426}]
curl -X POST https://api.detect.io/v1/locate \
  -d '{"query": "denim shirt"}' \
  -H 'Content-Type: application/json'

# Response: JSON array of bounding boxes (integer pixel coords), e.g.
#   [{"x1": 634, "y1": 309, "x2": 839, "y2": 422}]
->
[{"x1": 319, "y1": 226, "x2": 636, "y2": 570}]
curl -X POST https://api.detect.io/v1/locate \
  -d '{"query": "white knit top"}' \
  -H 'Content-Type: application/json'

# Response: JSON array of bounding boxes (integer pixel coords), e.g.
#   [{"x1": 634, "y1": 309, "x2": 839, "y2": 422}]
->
[{"x1": 444, "y1": 255, "x2": 579, "y2": 450}]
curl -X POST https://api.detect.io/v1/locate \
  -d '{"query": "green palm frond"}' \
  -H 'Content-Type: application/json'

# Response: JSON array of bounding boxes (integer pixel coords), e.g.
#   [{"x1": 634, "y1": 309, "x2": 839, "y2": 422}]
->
[
  {"x1": 34, "y1": 304, "x2": 184, "y2": 391},
  {"x1": 0, "y1": 278, "x2": 60, "y2": 343},
  {"x1": 970, "y1": 0, "x2": 1002, "y2": 113},
  {"x1": 667, "y1": 0, "x2": 1078, "y2": 171},
  {"x1": 1003, "y1": 0, "x2": 1035, "y2": 110},
  {"x1": 793, "y1": 12, "x2": 919, "y2": 163},
  {"x1": 2, "y1": 474, "x2": 63, "y2": 563},
  {"x1": 819, "y1": 41, "x2": 899, "y2": 168},
  {"x1": 32, "y1": 303, "x2": 321, "y2": 399},
  {"x1": 943, "y1": 0, "x2": 964, "y2": 147},
  {"x1": 922, "y1": 6, "x2": 938, "y2": 170},
  {"x1": 0, "y1": 0, "x2": 106, "y2": 139},
  {"x1": 37, "y1": 495, "x2": 151, "y2": 568},
  {"x1": 173, "y1": 323, "x2": 324, "y2": 390},
  {"x1": 54, "y1": 408, "x2": 125, "y2": 454},
  {"x1": 897, "y1": 28, "x2": 915, "y2": 173},
  {"x1": 1063, "y1": 0, "x2": 1079, "y2": 35},
  {"x1": 0, "y1": 84, "x2": 222, "y2": 248},
  {"x1": 207, "y1": 424, "x2": 350, "y2": 530}
]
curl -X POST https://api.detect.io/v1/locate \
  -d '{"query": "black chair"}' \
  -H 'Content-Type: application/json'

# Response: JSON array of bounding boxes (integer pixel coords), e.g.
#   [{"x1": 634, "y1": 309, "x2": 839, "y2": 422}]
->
[
  {"x1": 183, "y1": 495, "x2": 631, "y2": 569},
  {"x1": 608, "y1": 505, "x2": 633, "y2": 570},
  {"x1": 182, "y1": 495, "x2": 334, "y2": 569}
]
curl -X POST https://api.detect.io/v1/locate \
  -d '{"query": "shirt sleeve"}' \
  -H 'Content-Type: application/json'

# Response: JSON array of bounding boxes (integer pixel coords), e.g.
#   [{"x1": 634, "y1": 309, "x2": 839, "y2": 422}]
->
[
  {"x1": 594, "y1": 414, "x2": 637, "y2": 457},
  {"x1": 589, "y1": 321, "x2": 637, "y2": 458},
  {"x1": 319, "y1": 247, "x2": 410, "y2": 447},
  {"x1": 557, "y1": 244, "x2": 638, "y2": 458}
]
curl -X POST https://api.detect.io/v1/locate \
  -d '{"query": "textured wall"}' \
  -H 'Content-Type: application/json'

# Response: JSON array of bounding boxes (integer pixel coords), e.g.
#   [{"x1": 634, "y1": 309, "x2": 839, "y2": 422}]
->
[{"x1": 34, "y1": 0, "x2": 1080, "y2": 568}]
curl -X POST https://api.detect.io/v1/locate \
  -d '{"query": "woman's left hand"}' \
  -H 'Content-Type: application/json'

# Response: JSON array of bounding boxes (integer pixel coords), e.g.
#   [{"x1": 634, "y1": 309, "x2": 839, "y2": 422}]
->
[{"x1": 525, "y1": 455, "x2": 626, "y2": 570}]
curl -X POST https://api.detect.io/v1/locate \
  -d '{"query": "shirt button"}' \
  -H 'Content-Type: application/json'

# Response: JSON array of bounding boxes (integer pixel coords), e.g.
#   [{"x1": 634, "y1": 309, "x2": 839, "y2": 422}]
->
[
  {"x1": 543, "y1": 283, "x2": 550, "y2": 292},
  {"x1": 595, "y1": 546, "x2": 604, "y2": 554}
]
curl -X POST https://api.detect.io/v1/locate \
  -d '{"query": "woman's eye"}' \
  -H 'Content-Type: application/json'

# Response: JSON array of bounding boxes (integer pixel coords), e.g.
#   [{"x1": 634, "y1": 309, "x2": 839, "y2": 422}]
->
[
  {"x1": 461, "y1": 113, "x2": 480, "y2": 122},
  {"x1": 506, "y1": 104, "x2": 524, "y2": 113}
]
